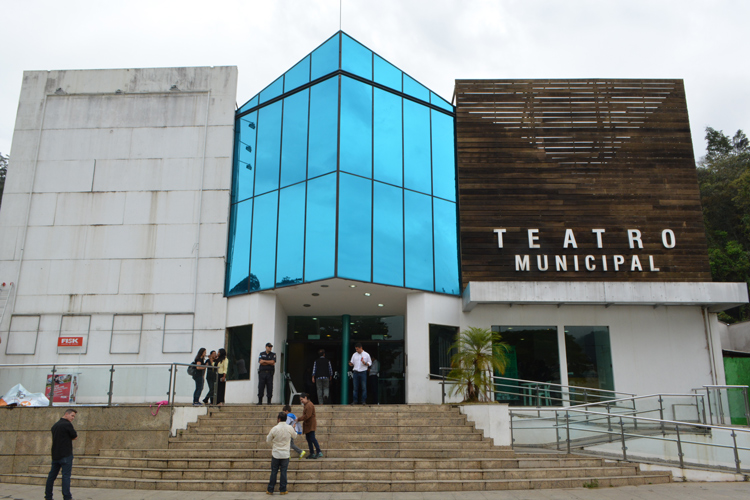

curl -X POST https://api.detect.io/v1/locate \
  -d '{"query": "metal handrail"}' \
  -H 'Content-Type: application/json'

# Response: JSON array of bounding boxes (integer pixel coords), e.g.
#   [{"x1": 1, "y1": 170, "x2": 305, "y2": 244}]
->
[{"x1": 691, "y1": 385, "x2": 750, "y2": 426}]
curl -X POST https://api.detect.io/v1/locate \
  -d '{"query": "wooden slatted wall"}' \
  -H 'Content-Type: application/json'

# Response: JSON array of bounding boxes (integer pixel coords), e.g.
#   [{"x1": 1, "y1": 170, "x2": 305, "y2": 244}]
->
[{"x1": 455, "y1": 79, "x2": 711, "y2": 287}]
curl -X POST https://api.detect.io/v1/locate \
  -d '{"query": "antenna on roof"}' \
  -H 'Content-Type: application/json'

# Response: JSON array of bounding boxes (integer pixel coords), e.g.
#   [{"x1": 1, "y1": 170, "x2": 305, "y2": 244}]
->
[{"x1": 340, "y1": 0, "x2": 342, "y2": 31}]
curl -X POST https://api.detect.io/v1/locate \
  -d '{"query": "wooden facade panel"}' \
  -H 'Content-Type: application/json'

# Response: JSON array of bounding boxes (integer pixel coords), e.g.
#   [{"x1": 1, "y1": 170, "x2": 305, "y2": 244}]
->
[{"x1": 455, "y1": 79, "x2": 711, "y2": 287}]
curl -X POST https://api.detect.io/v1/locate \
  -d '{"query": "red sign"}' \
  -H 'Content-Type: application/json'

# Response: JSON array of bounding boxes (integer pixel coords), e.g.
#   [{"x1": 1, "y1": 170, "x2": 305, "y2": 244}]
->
[
  {"x1": 45, "y1": 374, "x2": 78, "y2": 404},
  {"x1": 58, "y1": 337, "x2": 83, "y2": 347}
]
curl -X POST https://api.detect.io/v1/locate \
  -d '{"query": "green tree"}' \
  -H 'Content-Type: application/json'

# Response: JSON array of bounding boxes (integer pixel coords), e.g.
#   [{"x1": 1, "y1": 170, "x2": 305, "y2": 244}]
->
[
  {"x1": 697, "y1": 128, "x2": 750, "y2": 322},
  {"x1": 447, "y1": 327, "x2": 510, "y2": 403},
  {"x1": 0, "y1": 152, "x2": 8, "y2": 209}
]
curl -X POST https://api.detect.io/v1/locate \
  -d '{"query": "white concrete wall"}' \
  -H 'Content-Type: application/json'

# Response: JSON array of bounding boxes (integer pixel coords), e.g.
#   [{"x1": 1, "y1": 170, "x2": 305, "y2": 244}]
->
[
  {"x1": 0, "y1": 67, "x2": 237, "y2": 374},
  {"x1": 723, "y1": 320, "x2": 750, "y2": 352}
]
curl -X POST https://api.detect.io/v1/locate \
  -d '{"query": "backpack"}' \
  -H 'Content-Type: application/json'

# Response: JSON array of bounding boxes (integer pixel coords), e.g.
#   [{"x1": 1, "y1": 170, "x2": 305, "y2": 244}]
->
[{"x1": 187, "y1": 363, "x2": 197, "y2": 376}]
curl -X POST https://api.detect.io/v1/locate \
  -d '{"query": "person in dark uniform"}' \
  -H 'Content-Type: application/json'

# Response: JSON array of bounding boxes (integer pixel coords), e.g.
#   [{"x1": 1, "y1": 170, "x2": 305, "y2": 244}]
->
[
  {"x1": 45, "y1": 408, "x2": 78, "y2": 500},
  {"x1": 312, "y1": 349, "x2": 333, "y2": 404},
  {"x1": 258, "y1": 342, "x2": 276, "y2": 404}
]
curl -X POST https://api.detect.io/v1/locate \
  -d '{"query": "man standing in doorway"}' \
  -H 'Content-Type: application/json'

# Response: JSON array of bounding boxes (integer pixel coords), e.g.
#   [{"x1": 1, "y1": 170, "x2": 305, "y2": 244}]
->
[
  {"x1": 312, "y1": 349, "x2": 333, "y2": 405},
  {"x1": 349, "y1": 343, "x2": 371, "y2": 405},
  {"x1": 258, "y1": 342, "x2": 276, "y2": 405},
  {"x1": 45, "y1": 408, "x2": 78, "y2": 500}
]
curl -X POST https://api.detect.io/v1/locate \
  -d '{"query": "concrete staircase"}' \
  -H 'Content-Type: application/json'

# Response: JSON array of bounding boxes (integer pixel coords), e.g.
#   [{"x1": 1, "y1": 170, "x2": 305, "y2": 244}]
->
[{"x1": 1, "y1": 404, "x2": 671, "y2": 492}]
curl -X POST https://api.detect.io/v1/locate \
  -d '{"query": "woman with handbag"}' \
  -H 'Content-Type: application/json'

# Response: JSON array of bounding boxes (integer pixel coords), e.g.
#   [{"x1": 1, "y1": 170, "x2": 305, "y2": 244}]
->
[
  {"x1": 216, "y1": 348, "x2": 228, "y2": 405},
  {"x1": 191, "y1": 347, "x2": 207, "y2": 406}
]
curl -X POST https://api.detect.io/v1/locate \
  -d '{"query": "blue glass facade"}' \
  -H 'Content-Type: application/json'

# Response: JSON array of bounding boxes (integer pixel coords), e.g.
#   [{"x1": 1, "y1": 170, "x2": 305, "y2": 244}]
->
[{"x1": 226, "y1": 32, "x2": 459, "y2": 296}]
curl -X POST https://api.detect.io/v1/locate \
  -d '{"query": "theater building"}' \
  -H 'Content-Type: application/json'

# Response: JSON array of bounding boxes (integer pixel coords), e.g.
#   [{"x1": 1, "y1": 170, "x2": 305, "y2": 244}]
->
[{"x1": 0, "y1": 32, "x2": 746, "y2": 404}]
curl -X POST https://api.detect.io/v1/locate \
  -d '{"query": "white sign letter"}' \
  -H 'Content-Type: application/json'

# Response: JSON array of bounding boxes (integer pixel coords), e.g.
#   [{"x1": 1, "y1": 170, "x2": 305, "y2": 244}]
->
[
  {"x1": 631, "y1": 255, "x2": 643, "y2": 271},
  {"x1": 627, "y1": 229, "x2": 643, "y2": 249},
  {"x1": 649, "y1": 255, "x2": 660, "y2": 271},
  {"x1": 662, "y1": 229, "x2": 676, "y2": 249},
  {"x1": 494, "y1": 229, "x2": 506, "y2": 248},
  {"x1": 537, "y1": 255, "x2": 549, "y2": 271},
  {"x1": 563, "y1": 229, "x2": 578, "y2": 249},
  {"x1": 592, "y1": 229, "x2": 606, "y2": 248},
  {"x1": 585, "y1": 255, "x2": 596, "y2": 271},
  {"x1": 528, "y1": 229, "x2": 540, "y2": 249},
  {"x1": 515, "y1": 255, "x2": 530, "y2": 271},
  {"x1": 613, "y1": 255, "x2": 625, "y2": 271}
]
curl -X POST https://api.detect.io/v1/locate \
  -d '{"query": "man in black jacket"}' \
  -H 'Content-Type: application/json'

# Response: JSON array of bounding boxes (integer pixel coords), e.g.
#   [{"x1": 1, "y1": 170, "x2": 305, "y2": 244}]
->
[
  {"x1": 312, "y1": 349, "x2": 333, "y2": 404},
  {"x1": 45, "y1": 408, "x2": 78, "y2": 500}
]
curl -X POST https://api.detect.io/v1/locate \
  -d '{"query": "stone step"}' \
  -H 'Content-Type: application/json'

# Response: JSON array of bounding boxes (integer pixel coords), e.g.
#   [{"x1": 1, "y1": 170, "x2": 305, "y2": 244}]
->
[
  {"x1": 0, "y1": 471, "x2": 672, "y2": 492},
  {"x1": 170, "y1": 432, "x2": 485, "y2": 442},
  {"x1": 101, "y1": 448, "x2": 520, "y2": 459},
  {"x1": 187, "y1": 424, "x2": 479, "y2": 434},
  {"x1": 207, "y1": 404, "x2": 455, "y2": 413},
  {"x1": 26, "y1": 464, "x2": 643, "y2": 481},
  {"x1": 167, "y1": 439, "x2": 493, "y2": 450},
  {"x1": 193, "y1": 417, "x2": 469, "y2": 426}
]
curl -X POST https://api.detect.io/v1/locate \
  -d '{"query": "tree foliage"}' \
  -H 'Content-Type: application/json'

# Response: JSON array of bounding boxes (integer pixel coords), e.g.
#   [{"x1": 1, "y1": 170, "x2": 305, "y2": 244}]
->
[
  {"x1": 447, "y1": 327, "x2": 510, "y2": 403},
  {"x1": 697, "y1": 127, "x2": 750, "y2": 322}
]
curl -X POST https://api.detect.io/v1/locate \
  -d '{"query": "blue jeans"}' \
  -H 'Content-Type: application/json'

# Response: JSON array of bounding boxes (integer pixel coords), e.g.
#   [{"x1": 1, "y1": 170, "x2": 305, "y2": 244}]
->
[
  {"x1": 352, "y1": 370, "x2": 367, "y2": 403},
  {"x1": 193, "y1": 375, "x2": 204, "y2": 404},
  {"x1": 45, "y1": 455, "x2": 73, "y2": 500},
  {"x1": 305, "y1": 430, "x2": 321, "y2": 455},
  {"x1": 267, "y1": 457, "x2": 289, "y2": 493}
]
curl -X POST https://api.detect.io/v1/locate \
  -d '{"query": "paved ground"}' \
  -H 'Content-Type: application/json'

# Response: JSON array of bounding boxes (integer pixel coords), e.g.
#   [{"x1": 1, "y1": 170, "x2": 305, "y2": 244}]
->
[{"x1": 3, "y1": 482, "x2": 748, "y2": 500}]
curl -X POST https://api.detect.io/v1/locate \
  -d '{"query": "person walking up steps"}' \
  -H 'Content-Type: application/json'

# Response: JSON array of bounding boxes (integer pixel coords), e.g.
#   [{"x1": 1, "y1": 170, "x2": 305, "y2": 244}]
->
[
  {"x1": 296, "y1": 392, "x2": 322, "y2": 459},
  {"x1": 265, "y1": 411, "x2": 297, "y2": 495},
  {"x1": 282, "y1": 404, "x2": 307, "y2": 459}
]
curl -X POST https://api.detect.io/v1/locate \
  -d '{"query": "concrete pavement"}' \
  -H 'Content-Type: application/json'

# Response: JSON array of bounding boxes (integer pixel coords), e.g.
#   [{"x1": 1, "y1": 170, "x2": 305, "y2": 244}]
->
[{"x1": 3, "y1": 482, "x2": 748, "y2": 500}]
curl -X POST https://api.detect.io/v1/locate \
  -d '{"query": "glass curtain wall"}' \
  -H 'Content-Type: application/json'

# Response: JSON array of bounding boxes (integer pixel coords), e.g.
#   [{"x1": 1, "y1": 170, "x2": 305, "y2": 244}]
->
[{"x1": 226, "y1": 32, "x2": 459, "y2": 296}]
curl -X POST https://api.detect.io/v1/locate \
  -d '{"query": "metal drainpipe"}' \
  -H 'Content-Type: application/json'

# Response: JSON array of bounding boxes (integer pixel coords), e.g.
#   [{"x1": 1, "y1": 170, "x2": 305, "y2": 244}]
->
[
  {"x1": 341, "y1": 314, "x2": 350, "y2": 404},
  {"x1": 192, "y1": 90, "x2": 211, "y2": 315},
  {"x1": 702, "y1": 307, "x2": 719, "y2": 386}
]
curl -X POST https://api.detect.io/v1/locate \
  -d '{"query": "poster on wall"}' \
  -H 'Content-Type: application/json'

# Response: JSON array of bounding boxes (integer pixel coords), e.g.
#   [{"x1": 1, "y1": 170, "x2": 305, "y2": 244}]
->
[{"x1": 44, "y1": 374, "x2": 79, "y2": 404}]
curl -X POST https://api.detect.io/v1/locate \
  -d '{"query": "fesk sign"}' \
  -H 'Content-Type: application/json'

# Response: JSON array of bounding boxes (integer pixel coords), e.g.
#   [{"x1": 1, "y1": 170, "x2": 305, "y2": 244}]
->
[{"x1": 58, "y1": 337, "x2": 83, "y2": 347}]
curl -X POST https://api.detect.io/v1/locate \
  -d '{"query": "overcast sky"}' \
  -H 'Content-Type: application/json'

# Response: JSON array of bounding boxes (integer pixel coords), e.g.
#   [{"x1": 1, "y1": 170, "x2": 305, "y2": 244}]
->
[{"x1": 1, "y1": 0, "x2": 747, "y2": 160}]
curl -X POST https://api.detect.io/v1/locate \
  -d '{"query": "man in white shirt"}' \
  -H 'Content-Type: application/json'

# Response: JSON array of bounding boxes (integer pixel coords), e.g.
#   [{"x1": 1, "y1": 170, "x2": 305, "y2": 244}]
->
[
  {"x1": 348, "y1": 343, "x2": 372, "y2": 404},
  {"x1": 266, "y1": 411, "x2": 298, "y2": 494}
]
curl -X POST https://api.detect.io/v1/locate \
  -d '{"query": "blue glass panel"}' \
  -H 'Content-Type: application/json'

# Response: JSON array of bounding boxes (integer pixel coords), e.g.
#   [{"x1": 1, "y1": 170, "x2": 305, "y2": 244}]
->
[
  {"x1": 249, "y1": 191, "x2": 279, "y2": 291},
  {"x1": 374, "y1": 89, "x2": 402, "y2": 186},
  {"x1": 403, "y1": 74, "x2": 429, "y2": 102},
  {"x1": 341, "y1": 33, "x2": 372, "y2": 80},
  {"x1": 433, "y1": 198, "x2": 459, "y2": 295},
  {"x1": 374, "y1": 55, "x2": 402, "y2": 92},
  {"x1": 308, "y1": 77, "x2": 339, "y2": 178},
  {"x1": 404, "y1": 190, "x2": 433, "y2": 291},
  {"x1": 280, "y1": 89, "x2": 309, "y2": 187},
  {"x1": 403, "y1": 100, "x2": 431, "y2": 194},
  {"x1": 259, "y1": 76, "x2": 283, "y2": 105},
  {"x1": 234, "y1": 111, "x2": 257, "y2": 203},
  {"x1": 238, "y1": 95, "x2": 259, "y2": 114},
  {"x1": 373, "y1": 182, "x2": 403, "y2": 287},
  {"x1": 340, "y1": 77, "x2": 372, "y2": 178},
  {"x1": 305, "y1": 173, "x2": 336, "y2": 281},
  {"x1": 338, "y1": 173, "x2": 372, "y2": 281},
  {"x1": 226, "y1": 199, "x2": 252, "y2": 295},
  {"x1": 430, "y1": 92, "x2": 454, "y2": 112},
  {"x1": 284, "y1": 55, "x2": 311, "y2": 93},
  {"x1": 311, "y1": 33, "x2": 340, "y2": 81},
  {"x1": 255, "y1": 101, "x2": 282, "y2": 195},
  {"x1": 276, "y1": 183, "x2": 306, "y2": 287},
  {"x1": 431, "y1": 110, "x2": 456, "y2": 202}
]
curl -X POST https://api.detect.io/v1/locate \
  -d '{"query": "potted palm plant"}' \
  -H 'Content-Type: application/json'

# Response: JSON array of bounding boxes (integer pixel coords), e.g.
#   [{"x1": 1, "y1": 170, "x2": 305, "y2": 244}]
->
[{"x1": 447, "y1": 327, "x2": 510, "y2": 403}]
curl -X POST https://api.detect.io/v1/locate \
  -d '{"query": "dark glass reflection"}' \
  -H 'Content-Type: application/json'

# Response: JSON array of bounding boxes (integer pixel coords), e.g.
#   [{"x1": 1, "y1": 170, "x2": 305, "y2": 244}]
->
[
  {"x1": 311, "y1": 33, "x2": 340, "y2": 81},
  {"x1": 342, "y1": 33, "x2": 372, "y2": 80},
  {"x1": 260, "y1": 76, "x2": 283, "y2": 104},
  {"x1": 340, "y1": 77, "x2": 372, "y2": 178},
  {"x1": 249, "y1": 191, "x2": 279, "y2": 291},
  {"x1": 276, "y1": 183, "x2": 306, "y2": 287},
  {"x1": 338, "y1": 173, "x2": 372, "y2": 281},
  {"x1": 433, "y1": 198, "x2": 459, "y2": 294},
  {"x1": 373, "y1": 182, "x2": 404, "y2": 287},
  {"x1": 404, "y1": 190, "x2": 433, "y2": 291},
  {"x1": 254, "y1": 101, "x2": 282, "y2": 195},
  {"x1": 404, "y1": 100, "x2": 431, "y2": 194},
  {"x1": 374, "y1": 89, "x2": 402, "y2": 186},
  {"x1": 284, "y1": 55, "x2": 311, "y2": 93},
  {"x1": 305, "y1": 173, "x2": 336, "y2": 281},
  {"x1": 431, "y1": 110, "x2": 456, "y2": 202},
  {"x1": 374, "y1": 55, "x2": 402, "y2": 92},
  {"x1": 226, "y1": 199, "x2": 252, "y2": 295},
  {"x1": 403, "y1": 74, "x2": 429, "y2": 102},
  {"x1": 280, "y1": 89, "x2": 309, "y2": 187},
  {"x1": 234, "y1": 111, "x2": 257, "y2": 203},
  {"x1": 308, "y1": 77, "x2": 339, "y2": 178},
  {"x1": 564, "y1": 326, "x2": 614, "y2": 394}
]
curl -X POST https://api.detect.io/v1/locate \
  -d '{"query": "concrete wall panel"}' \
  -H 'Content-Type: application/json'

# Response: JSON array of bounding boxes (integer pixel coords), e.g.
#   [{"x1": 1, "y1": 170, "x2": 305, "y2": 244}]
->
[
  {"x1": 27, "y1": 193, "x2": 57, "y2": 226},
  {"x1": 38, "y1": 128, "x2": 134, "y2": 161},
  {"x1": 118, "y1": 259, "x2": 194, "y2": 295},
  {"x1": 47, "y1": 259, "x2": 121, "y2": 295},
  {"x1": 123, "y1": 191, "x2": 198, "y2": 225},
  {"x1": 54, "y1": 192, "x2": 126, "y2": 226},
  {"x1": 93, "y1": 158, "x2": 202, "y2": 192},
  {"x1": 23, "y1": 226, "x2": 88, "y2": 260},
  {"x1": 33, "y1": 160, "x2": 95, "y2": 193}
]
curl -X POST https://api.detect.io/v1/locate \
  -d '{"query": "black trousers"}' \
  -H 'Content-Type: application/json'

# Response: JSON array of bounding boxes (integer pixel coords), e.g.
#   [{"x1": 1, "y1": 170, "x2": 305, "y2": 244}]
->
[{"x1": 258, "y1": 371, "x2": 273, "y2": 402}]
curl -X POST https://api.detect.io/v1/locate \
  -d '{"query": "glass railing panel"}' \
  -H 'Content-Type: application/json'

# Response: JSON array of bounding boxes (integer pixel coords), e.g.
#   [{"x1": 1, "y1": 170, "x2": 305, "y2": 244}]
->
[{"x1": 109, "y1": 365, "x2": 173, "y2": 404}]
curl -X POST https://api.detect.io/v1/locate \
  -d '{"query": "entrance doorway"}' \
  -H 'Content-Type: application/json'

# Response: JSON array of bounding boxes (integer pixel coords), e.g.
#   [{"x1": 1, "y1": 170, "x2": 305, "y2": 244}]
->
[{"x1": 284, "y1": 316, "x2": 405, "y2": 405}]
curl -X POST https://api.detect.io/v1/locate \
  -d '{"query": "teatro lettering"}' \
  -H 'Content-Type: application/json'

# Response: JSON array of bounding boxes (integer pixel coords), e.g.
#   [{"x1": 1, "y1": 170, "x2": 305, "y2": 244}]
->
[{"x1": 493, "y1": 228, "x2": 677, "y2": 273}]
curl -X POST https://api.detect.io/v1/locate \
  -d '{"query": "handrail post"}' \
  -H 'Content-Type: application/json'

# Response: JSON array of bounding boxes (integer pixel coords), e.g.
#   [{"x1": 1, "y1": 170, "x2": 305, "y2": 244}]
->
[
  {"x1": 675, "y1": 425, "x2": 684, "y2": 469},
  {"x1": 731, "y1": 430, "x2": 741, "y2": 474},
  {"x1": 565, "y1": 411, "x2": 571, "y2": 454},
  {"x1": 619, "y1": 417, "x2": 627, "y2": 461},
  {"x1": 632, "y1": 398, "x2": 638, "y2": 430},
  {"x1": 698, "y1": 394, "x2": 706, "y2": 425},
  {"x1": 48, "y1": 365, "x2": 57, "y2": 407},
  {"x1": 706, "y1": 388, "x2": 713, "y2": 425},
  {"x1": 213, "y1": 368, "x2": 219, "y2": 406},
  {"x1": 743, "y1": 387, "x2": 750, "y2": 427},
  {"x1": 171, "y1": 364, "x2": 178, "y2": 407},
  {"x1": 107, "y1": 364, "x2": 115, "y2": 406},
  {"x1": 555, "y1": 412, "x2": 560, "y2": 451},
  {"x1": 509, "y1": 412, "x2": 514, "y2": 449},
  {"x1": 441, "y1": 368, "x2": 445, "y2": 404},
  {"x1": 606, "y1": 402, "x2": 613, "y2": 442},
  {"x1": 718, "y1": 388, "x2": 726, "y2": 425},
  {"x1": 167, "y1": 364, "x2": 174, "y2": 405},
  {"x1": 658, "y1": 395, "x2": 665, "y2": 437}
]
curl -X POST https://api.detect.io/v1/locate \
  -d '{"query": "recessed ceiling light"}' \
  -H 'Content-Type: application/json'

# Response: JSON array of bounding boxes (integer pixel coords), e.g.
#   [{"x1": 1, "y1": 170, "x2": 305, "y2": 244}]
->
[
  {"x1": 349, "y1": 285, "x2": 356, "y2": 288},
  {"x1": 320, "y1": 285, "x2": 329, "y2": 288},
  {"x1": 378, "y1": 304, "x2": 384, "y2": 307},
  {"x1": 364, "y1": 292, "x2": 371, "y2": 296},
  {"x1": 303, "y1": 304, "x2": 311, "y2": 307},
  {"x1": 312, "y1": 293, "x2": 320, "y2": 296},
  {"x1": 312, "y1": 317, "x2": 317, "y2": 320}
]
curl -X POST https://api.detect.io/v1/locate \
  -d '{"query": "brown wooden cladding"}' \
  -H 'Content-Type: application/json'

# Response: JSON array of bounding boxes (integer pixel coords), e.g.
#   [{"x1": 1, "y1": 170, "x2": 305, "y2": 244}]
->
[{"x1": 455, "y1": 79, "x2": 711, "y2": 287}]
